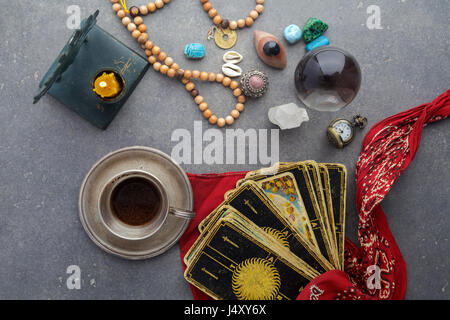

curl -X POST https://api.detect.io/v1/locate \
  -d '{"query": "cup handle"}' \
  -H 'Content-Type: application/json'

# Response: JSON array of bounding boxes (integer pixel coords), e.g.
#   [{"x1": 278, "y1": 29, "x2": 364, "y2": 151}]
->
[{"x1": 169, "y1": 207, "x2": 196, "y2": 220}]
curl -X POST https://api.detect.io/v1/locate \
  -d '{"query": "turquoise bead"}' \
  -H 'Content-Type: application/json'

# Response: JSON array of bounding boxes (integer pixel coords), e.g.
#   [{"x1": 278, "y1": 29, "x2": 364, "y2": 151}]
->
[
  {"x1": 184, "y1": 43, "x2": 205, "y2": 59},
  {"x1": 306, "y1": 36, "x2": 330, "y2": 52},
  {"x1": 284, "y1": 24, "x2": 303, "y2": 44}
]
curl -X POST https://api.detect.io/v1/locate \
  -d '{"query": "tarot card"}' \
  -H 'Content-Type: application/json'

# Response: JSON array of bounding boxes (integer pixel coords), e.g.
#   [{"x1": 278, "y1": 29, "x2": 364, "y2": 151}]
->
[
  {"x1": 201, "y1": 181, "x2": 333, "y2": 274},
  {"x1": 303, "y1": 161, "x2": 339, "y2": 267},
  {"x1": 187, "y1": 207, "x2": 320, "y2": 278},
  {"x1": 236, "y1": 162, "x2": 337, "y2": 268},
  {"x1": 252, "y1": 173, "x2": 318, "y2": 248},
  {"x1": 184, "y1": 216, "x2": 316, "y2": 300},
  {"x1": 323, "y1": 163, "x2": 347, "y2": 270},
  {"x1": 318, "y1": 164, "x2": 339, "y2": 264}
]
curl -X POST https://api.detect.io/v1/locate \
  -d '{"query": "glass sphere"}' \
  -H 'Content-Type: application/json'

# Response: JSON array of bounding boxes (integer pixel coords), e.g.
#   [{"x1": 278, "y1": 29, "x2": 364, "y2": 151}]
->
[{"x1": 295, "y1": 47, "x2": 361, "y2": 112}]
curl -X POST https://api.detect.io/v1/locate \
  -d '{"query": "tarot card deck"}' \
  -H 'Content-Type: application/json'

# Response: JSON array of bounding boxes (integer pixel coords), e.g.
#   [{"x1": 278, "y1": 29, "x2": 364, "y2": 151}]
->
[{"x1": 184, "y1": 161, "x2": 347, "y2": 300}]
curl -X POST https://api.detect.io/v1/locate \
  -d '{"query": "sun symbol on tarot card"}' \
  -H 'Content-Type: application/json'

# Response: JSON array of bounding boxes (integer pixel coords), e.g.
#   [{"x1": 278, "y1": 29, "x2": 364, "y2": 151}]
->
[
  {"x1": 262, "y1": 227, "x2": 290, "y2": 250},
  {"x1": 232, "y1": 258, "x2": 281, "y2": 300}
]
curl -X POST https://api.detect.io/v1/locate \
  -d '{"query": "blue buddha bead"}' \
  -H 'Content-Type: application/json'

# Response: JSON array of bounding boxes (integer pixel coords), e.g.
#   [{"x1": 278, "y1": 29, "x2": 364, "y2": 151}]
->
[
  {"x1": 284, "y1": 24, "x2": 303, "y2": 44},
  {"x1": 306, "y1": 35, "x2": 330, "y2": 52},
  {"x1": 184, "y1": 43, "x2": 205, "y2": 59}
]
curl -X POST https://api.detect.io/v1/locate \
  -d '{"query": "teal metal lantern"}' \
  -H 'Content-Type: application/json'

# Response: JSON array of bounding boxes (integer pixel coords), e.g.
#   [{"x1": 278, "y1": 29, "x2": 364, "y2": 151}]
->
[{"x1": 34, "y1": 10, "x2": 149, "y2": 129}]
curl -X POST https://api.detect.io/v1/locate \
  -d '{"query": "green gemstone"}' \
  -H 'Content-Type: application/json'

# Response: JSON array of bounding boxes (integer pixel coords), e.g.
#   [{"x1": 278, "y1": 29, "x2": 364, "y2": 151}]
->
[{"x1": 303, "y1": 18, "x2": 328, "y2": 43}]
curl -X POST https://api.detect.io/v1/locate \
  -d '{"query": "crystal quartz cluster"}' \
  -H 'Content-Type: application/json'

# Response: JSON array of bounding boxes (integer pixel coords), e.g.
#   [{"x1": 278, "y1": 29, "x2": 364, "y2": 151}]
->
[
  {"x1": 295, "y1": 47, "x2": 361, "y2": 112},
  {"x1": 268, "y1": 103, "x2": 309, "y2": 130}
]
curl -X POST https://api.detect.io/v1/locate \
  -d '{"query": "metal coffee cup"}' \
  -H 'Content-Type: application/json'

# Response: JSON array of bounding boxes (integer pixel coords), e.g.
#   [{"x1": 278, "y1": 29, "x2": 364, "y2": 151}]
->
[{"x1": 98, "y1": 170, "x2": 195, "y2": 241}]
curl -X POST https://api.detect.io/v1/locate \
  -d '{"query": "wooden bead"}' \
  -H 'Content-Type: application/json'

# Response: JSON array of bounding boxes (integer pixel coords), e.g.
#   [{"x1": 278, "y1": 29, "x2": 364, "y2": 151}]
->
[
  {"x1": 139, "y1": 5, "x2": 149, "y2": 15},
  {"x1": 163, "y1": 0, "x2": 171, "y2": 3},
  {"x1": 200, "y1": 72, "x2": 209, "y2": 81},
  {"x1": 222, "y1": 77, "x2": 231, "y2": 87},
  {"x1": 176, "y1": 69, "x2": 185, "y2": 80},
  {"x1": 138, "y1": 24, "x2": 147, "y2": 32},
  {"x1": 192, "y1": 70, "x2": 200, "y2": 79},
  {"x1": 215, "y1": 73, "x2": 224, "y2": 83},
  {"x1": 231, "y1": 109, "x2": 240, "y2": 118},
  {"x1": 129, "y1": 6, "x2": 140, "y2": 17},
  {"x1": 127, "y1": 23, "x2": 137, "y2": 32},
  {"x1": 194, "y1": 96, "x2": 204, "y2": 104},
  {"x1": 209, "y1": 115, "x2": 218, "y2": 124},
  {"x1": 117, "y1": 10, "x2": 126, "y2": 19},
  {"x1": 221, "y1": 19, "x2": 230, "y2": 29},
  {"x1": 229, "y1": 81, "x2": 239, "y2": 90},
  {"x1": 225, "y1": 116, "x2": 234, "y2": 125},
  {"x1": 245, "y1": 17, "x2": 254, "y2": 27},
  {"x1": 148, "y1": 55, "x2": 157, "y2": 64},
  {"x1": 203, "y1": 109, "x2": 212, "y2": 119},
  {"x1": 233, "y1": 88, "x2": 242, "y2": 97},
  {"x1": 112, "y1": 3, "x2": 122, "y2": 12},
  {"x1": 236, "y1": 103, "x2": 245, "y2": 112},
  {"x1": 199, "y1": 102, "x2": 208, "y2": 111},
  {"x1": 237, "y1": 19, "x2": 246, "y2": 28},
  {"x1": 208, "y1": 72, "x2": 216, "y2": 82},
  {"x1": 229, "y1": 20, "x2": 238, "y2": 30},
  {"x1": 155, "y1": 0, "x2": 164, "y2": 8},
  {"x1": 200, "y1": 0, "x2": 209, "y2": 3},
  {"x1": 145, "y1": 49, "x2": 152, "y2": 57},
  {"x1": 217, "y1": 118, "x2": 226, "y2": 127},
  {"x1": 256, "y1": 0, "x2": 264, "y2": 4},
  {"x1": 191, "y1": 89, "x2": 199, "y2": 98},
  {"x1": 153, "y1": 62, "x2": 162, "y2": 71},
  {"x1": 131, "y1": 30, "x2": 141, "y2": 39},
  {"x1": 185, "y1": 82, "x2": 195, "y2": 91},
  {"x1": 184, "y1": 70, "x2": 192, "y2": 79},
  {"x1": 208, "y1": 8, "x2": 217, "y2": 18},
  {"x1": 158, "y1": 52, "x2": 167, "y2": 61},
  {"x1": 204, "y1": 3, "x2": 213, "y2": 12},
  {"x1": 167, "y1": 68, "x2": 176, "y2": 78},
  {"x1": 110, "y1": 0, "x2": 119, "y2": 3},
  {"x1": 122, "y1": 17, "x2": 131, "y2": 26},
  {"x1": 213, "y1": 15, "x2": 223, "y2": 25},
  {"x1": 148, "y1": 2, "x2": 156, "y2": 12},
  {"x1": 249, "y1": 10, "x2": 259, "y2": 20},
  {"x1": 181, "y1": 77, "x2": 190, "y2": 84},
  {"x1": 171, "y1": 63, "x2": 179, "y2": 70},
  {"x1": 151, "y1": 46, "x2": 161, "y2": 55},
  {"x1": 145, "y1": 40, "x2": 154, "y2": 50},
  {"x1": 138, "y1": 33, "x2": 149, "y2": 44},
  {"x1": 164, "y1": 57, "x2": 174, "y2": 66},
  {"x1": 160, "y1": 65, "x2": 169, "y2": 74},
  {"x1": 255, "y1": 4, "x2": 264, "y2": 13},
  {"x1": 237, "y1": 95, "x2": 246, "y2": 103},
  {"x1": 134, "y1": 16, "x2": 144, "y2": 25}
]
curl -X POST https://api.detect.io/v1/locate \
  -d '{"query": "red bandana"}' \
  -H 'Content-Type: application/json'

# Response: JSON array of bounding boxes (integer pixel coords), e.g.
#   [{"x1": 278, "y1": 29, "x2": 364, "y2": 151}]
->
[{"x1": 180, "y1": 90, "x2": 450, "y2": 300}]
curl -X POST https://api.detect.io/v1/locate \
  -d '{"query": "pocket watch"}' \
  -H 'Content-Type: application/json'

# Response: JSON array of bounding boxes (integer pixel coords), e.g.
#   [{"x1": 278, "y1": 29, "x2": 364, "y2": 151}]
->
[{"x1": 327, "y1": 115, "x2": 368, "y2": 149}]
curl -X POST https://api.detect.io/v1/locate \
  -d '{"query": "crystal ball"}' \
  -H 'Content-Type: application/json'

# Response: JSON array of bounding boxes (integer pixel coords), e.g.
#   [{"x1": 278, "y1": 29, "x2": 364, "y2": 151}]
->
[{"x1": 294, "y1": 47, "x2": 361, "y2": 112}]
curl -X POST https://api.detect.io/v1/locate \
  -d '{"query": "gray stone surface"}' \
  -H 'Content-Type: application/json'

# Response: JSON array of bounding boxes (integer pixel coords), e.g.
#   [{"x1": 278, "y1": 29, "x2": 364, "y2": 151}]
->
[{"x1": 0, "y1": 0, "x2": 448, "y2": 299}]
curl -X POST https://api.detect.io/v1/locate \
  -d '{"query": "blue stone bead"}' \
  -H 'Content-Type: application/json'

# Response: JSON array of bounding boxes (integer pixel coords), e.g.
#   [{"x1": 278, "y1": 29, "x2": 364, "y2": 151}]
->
[
  {"x1": 305, "y1": 35, "x2": 330, "y2": 52},
  {"x1": 283, "y1": 24, "x2": 303, "y2": 44},
  {"x1": 184, "y1": 43, "x2": 205, "y2": 59}
]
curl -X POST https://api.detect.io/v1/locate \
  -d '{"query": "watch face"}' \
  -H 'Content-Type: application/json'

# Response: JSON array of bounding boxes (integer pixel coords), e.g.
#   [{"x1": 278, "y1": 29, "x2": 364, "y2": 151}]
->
[{"x1": 332, "y1": 120, "x2": 353, "y2": 143}]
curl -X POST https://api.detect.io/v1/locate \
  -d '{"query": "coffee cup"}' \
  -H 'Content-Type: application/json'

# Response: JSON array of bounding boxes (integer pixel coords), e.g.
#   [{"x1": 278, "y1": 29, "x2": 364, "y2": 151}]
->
[{"x1": 98, "y1": 170, "x2": 195, "y2": 241}]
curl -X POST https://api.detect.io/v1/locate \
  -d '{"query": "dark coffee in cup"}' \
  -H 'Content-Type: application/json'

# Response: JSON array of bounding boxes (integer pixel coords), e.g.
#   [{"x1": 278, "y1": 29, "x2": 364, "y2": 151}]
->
[{"x1": 110, "y1": 177, "x2": 162, "y2": 226}]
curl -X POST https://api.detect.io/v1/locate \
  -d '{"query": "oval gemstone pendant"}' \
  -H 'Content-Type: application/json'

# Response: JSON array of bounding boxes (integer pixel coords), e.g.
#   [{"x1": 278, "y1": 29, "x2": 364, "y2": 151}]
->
[{"x1": 214, "y1": 28, "x2": 237, "y2": 49}]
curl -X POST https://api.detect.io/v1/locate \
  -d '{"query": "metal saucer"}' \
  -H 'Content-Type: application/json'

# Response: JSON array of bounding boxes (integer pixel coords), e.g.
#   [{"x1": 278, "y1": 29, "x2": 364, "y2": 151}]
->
[{"x1": 79, "y1": 146, "x2": 194, "y2": 260}]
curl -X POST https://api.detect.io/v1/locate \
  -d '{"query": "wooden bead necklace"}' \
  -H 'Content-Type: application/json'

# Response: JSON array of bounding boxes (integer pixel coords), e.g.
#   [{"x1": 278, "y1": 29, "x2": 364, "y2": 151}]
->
[{"x1": 111, "y1": 0, "x2": 265, "y2": 128}]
